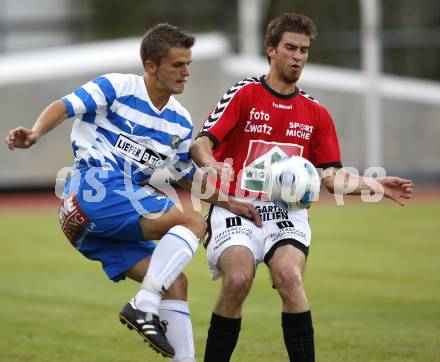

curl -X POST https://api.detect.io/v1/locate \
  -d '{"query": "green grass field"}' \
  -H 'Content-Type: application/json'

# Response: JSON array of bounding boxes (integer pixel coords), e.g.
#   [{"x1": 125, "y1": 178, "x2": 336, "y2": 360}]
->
[{"x1": 1, "y1": 200, "x2": 439, "y2": 361}]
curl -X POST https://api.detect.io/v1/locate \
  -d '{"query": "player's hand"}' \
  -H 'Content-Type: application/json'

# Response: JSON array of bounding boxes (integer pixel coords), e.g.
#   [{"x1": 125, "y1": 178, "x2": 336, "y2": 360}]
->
[
  {"x1": 5, "y1": 127, "x2": 40, "y2": 150},
  {"x1": 219, "y1": 199, "x2": 262, "y2": 227},
  {"x1": 378, "y1": 177, "x2": 413, "y2": 206},
  {"x1": 206, "y1": 161, "x2": 234, "y2": 185}
]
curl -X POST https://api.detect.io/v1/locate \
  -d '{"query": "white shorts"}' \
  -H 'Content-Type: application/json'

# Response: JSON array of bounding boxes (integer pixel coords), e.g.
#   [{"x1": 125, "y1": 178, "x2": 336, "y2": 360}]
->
[{"x1": 204, "y1": 199, "x2": 311, "y2": 280}]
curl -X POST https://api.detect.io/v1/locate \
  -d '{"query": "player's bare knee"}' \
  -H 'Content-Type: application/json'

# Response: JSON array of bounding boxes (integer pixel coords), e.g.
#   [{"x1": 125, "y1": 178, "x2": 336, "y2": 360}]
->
[
  {"x1": 222, "y1": 272, "x2": 253, "y2": 301},
  {"x1": 173, "y1": 272, "x2": 189, "y2": 291},
  {"x1": 182, "y1": 211, "x2": 206, "y2": 240},
  {"x1": 163, "y1": 272, "x2": 188, "y2": 300},
  {"x1": 192, "y1": 214, "x2": 206, "y2": 240},
  {"x1": 273, "y1": 266, "x2": 304, "y2": 293}
]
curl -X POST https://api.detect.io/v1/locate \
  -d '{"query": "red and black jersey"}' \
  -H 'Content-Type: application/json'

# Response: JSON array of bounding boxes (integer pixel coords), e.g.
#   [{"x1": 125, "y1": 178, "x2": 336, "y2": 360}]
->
[{"x1": 197, "y1": 76, "x2": 342, "y2": 197}]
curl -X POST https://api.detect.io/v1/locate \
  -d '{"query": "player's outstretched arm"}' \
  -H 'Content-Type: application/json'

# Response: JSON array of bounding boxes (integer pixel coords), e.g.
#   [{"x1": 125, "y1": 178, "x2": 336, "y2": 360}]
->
[
  {"x1": 377, "y1": 176, "x2": 413, "y2": 206},
  {"x1": 5, "y1": 100, "x2": 68, "y2": 150},
  {"x1": 322, "y1": 167, "x2": 413, "y2": 206}
]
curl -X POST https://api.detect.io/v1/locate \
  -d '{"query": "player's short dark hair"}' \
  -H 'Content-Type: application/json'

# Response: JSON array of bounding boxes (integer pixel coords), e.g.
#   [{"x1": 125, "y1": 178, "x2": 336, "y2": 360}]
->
[
  {"x1": 265, "y1": 13, "x2": 318, "y2": 63},
  {"x1": 140, "y1": 23, "x2": 195, "y2": 67}
]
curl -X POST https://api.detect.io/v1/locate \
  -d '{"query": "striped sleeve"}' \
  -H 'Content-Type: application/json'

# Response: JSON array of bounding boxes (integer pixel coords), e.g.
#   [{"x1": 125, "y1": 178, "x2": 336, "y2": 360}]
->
[{"x1": 61, "y1": 73, "x2": 120, "y2": 119}]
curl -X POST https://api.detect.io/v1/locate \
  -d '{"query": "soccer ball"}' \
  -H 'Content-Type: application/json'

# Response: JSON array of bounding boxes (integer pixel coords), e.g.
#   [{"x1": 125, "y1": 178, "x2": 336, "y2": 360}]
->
[{"x1": 267, "y1": 156, "x2": 321, "y2": 209}]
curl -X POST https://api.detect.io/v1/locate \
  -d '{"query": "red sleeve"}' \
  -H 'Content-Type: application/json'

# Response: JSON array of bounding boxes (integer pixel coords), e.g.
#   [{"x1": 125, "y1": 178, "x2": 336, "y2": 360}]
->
[
  {"x1": 197, "y1": 81, "x2": 248, "y2": 148},
  {"x1": 312, "y1": 106, "x2": 343, "y2": 168}
]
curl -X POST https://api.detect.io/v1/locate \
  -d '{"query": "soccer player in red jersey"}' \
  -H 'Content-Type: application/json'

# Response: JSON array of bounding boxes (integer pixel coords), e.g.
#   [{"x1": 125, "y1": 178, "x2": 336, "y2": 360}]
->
[{"x1": 191, "y1": 13, "x2": 413, "y2": 362}]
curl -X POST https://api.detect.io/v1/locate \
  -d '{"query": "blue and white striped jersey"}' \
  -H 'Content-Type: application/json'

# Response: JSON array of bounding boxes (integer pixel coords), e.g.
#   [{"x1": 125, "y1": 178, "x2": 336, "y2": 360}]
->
[{"x1": 62, "y1": 73, "x2": 196, "y2": 184}]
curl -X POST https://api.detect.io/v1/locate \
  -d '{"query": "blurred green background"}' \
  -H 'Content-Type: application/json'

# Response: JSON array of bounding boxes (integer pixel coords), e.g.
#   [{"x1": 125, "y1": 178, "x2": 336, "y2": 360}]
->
[
  {"x1": 2, "y1": 0, "x2": 440, "y2": 80},
  {"x1": 81, "y1": 0, "x2": 440, "y2": 81}
]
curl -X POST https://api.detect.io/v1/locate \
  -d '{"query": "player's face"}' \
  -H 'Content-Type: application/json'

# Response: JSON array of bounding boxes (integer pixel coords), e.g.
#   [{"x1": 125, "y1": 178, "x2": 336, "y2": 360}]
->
[
  {"x1": 268, "y1": 32, "x2": 310, "y2": 84},
  {"x1": 153, "y1": 47, "x2": 192, "y2": 95}
]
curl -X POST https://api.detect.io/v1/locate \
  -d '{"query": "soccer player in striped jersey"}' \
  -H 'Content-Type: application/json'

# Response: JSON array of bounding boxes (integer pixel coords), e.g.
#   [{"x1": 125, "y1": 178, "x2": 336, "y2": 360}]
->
[
  {"x1": 5, "y1": 23, "x2": 261, "y2": 360},
  {"x1": 191, "y1": 13, "x2": 413, "y2": 362}
]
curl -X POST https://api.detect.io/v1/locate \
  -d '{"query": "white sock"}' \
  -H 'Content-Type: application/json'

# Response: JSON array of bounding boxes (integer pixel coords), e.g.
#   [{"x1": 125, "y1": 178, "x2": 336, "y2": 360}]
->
[
  {"x1": 159, "y1": 300, "x2": 196, "y2": 361},
  {"x1": 135, "y1": 225, "x2": 199, "y2": 315},
  {"x1": 134, "y1": 289, "x2": 161, "y2": 314}
]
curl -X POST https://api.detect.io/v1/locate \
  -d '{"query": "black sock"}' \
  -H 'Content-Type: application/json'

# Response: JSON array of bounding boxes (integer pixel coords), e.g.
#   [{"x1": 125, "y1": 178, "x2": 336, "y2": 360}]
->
[
  {"x1": 282, "y1": 310, "x2": 315, "y2": 362},
  {"x1": 204, "y1": 312, "x2": 241, "y2": 362}
]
